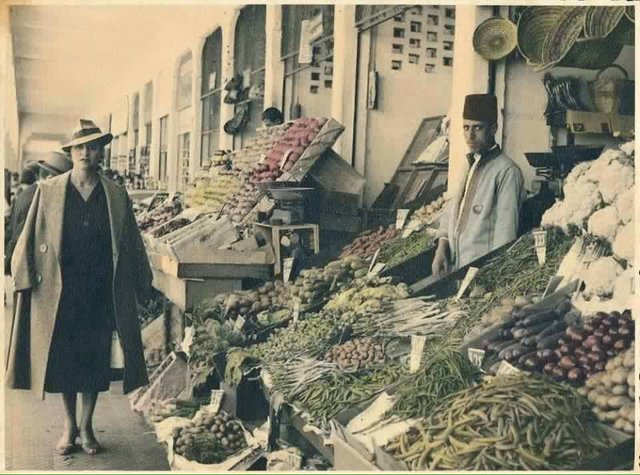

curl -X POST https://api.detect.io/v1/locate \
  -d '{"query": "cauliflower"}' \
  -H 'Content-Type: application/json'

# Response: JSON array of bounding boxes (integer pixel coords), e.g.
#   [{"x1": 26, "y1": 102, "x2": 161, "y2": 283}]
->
[
  {"x1": 596, "y1": 158, "x2": 634, "y2": 204},
  {"x1": 614, "y1": 187, "x2": 634, "y2": 224},
  {"x1": 612, "y1": 267, "x2": 635, "y2": 307},
  {"x1": 612, "y1": 223, "x2": 634, "y2": 266},
  {"x1": 541, "y1": 182, "x2": 603, "y2": 233},
  {"x1": 620, "y1": 141, "x2": 635, "y2": 157},
  {"x1": 587, "y1": 205, "x2": 621, "y2": 242},
  {"x1": 584, "y1": 148, "x2": 627, "y2": 183},
  {"x1": 582, "y1": 256, "x2": 624, "y2": 299},
  {"x1": 564, "y1": 161, "x2": 593, "y2": 188}
]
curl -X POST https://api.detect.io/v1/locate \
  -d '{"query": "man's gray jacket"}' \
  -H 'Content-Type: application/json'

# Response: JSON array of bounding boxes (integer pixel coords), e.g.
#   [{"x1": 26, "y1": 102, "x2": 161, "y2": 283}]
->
[{"x1": 437, "y1": 146, "x2": 525, "y2": 269}]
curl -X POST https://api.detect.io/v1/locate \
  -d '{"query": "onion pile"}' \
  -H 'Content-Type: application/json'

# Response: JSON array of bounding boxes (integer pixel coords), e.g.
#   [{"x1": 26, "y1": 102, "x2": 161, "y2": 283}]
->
[
  {"x1": 323, "y1": 337, "x2": 386, "y2": 371},
  {"x1": 339, "y1": 226, "x2": 398, "y2": 259}
]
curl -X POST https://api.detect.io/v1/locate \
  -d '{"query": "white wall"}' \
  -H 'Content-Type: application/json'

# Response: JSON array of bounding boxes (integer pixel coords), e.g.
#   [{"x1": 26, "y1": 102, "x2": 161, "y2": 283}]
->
[
  {"x1": 503, "y1": 45, "x2": 636, "y2": 191},
  {"x1": 3, "y1": 12, "x2": 21, "y2": 171}
]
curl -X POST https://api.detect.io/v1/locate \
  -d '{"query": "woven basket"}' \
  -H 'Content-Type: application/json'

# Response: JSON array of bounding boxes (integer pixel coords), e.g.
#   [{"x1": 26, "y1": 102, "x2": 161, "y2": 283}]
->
[
  {"x1": 517, "y1": 6, "x2": 567, "y2": 66},
  {"x1": 625, "y1": 5, "x2": 634, "y2": 23},
  {"x1": 473, "y1": 17, "x2": 517, "y2": 61},
  {"x1": 553, "y1": 39, "x2": 624, "y2": 71},
  {"x1": 582, "y1": 6, "x2": 625, "y2": 40},
  {"x1": 607, "y1": 14, "x2": 635, "y2": 46},
  {"x1": 541, "y1": 7, "x2": 589, "y2": 67}
]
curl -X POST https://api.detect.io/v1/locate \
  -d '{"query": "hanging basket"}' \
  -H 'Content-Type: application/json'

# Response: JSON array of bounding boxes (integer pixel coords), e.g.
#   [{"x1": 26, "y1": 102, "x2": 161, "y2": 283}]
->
[
  {"x1": 624, "y1": 6, "x2": 634, "y2": 23},
  {"x1": 540, "y1": 7, "x2": 589, "y2": 68},
  {"x1": 517, "y1": 6, "x2": 567, "y2": 66},
  {"x1": 582, "y1": 6, "x2": 626, "y2": 41},
  {"x1": 590, "y1": 64, "x2": 630, "y2": 114},
  {"x1": 473, "y1": 17, "x2": 517, "y2": 61},
  {"x1": 607, "y1": 14, "x2": 635, "y2": 46},
  {"x1": 553, "y1": 38, "x2": 624, "y2": 71}
]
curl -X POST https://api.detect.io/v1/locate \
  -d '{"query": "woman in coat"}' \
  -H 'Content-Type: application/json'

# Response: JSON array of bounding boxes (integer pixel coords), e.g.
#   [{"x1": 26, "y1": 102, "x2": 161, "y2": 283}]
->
[{"x1": 8, "y1": 120, "x2": 152, "y2": 456}]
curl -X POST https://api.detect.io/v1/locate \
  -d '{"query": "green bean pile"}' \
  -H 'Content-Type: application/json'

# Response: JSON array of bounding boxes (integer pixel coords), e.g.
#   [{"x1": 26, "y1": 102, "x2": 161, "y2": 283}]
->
[
  {"x1": 292, "y1": 363, "x2": 408, "y2": 428},
  {"x1": 378, "y1": 232, "x2": 435, "y2": 268},
  {"x1": 386, "y1": 374, "x2": 611, "y2": 471},
  {"x1": 391, "y1": 348, "x2": 480, "y2": 420}
]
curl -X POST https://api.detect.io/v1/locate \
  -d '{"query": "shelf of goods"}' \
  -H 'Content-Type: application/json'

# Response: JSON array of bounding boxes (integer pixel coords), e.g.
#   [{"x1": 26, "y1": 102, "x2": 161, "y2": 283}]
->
[{"x1": 136, "y1": 140, "x2": 634, "y2": 471}]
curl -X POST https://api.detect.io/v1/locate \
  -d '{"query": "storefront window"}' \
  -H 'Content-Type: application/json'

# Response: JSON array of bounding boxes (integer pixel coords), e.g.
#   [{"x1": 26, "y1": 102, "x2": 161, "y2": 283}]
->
[
  {"x1": 177, "y1": 52, "x2": 193, "y2": 111},
  {"x1": 200, "y1": 28, "x2": 222, "y2": 168},
  {"x1": 158, "y1": 115, "x2": 168, "y2": 184}
]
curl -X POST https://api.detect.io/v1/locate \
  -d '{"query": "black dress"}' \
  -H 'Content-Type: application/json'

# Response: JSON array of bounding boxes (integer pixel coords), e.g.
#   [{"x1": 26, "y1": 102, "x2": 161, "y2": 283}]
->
[{"x1": 44, "y1": 181, "x2": 115, "y2": 393}]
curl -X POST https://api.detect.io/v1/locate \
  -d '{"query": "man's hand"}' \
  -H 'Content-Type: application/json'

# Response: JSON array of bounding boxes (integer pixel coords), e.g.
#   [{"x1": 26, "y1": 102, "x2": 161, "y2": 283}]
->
[{"x1": 431, "y1": 239, "x2": 451, "y2": 278}]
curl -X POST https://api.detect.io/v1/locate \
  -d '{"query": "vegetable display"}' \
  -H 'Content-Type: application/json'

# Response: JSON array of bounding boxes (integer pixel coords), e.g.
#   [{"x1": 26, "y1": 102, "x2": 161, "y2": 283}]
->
[
  {"x1": 391, "y1": 348, "x2": 480, "y2": 420},
  {"x1": 323, "y1": 337, "x2": 386, "y2": 371},
  {"x1": 385, "y1": 374, "x2": 611, "y2": 471},
  {"x1": 138, "y1": 198, "x2": 183, "y2": 232},
  {"x1": 339, "y1": 226, "x2": 398, "y2": 259},
  {"x1": 408, "y1": 195, "x2": 447, "y2": 227},
  {"x1": 542, "y1": 310, "x2": 634, "y2": 384},
  {"x1": 578, "y1": 344, "x2": 635, "y2": 434},
  {"x1": 148, "y1": 398, "x2": 205, "y2": 424},
  {"x1": 377, "y1": 231, "x2": 436, "y2": 268},
  {"x1": 138, "y1": 290, "x2": 165, "y2": 327},
  {"x1": 173, "y1": 411, "x2": 248, "y2": 462}
]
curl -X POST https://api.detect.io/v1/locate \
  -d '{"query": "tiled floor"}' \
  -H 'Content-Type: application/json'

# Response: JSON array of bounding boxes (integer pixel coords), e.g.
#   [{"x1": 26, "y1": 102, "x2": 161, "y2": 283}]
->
[{"x1": 3, "y1": 292, "x2": 170, "y2": 471}]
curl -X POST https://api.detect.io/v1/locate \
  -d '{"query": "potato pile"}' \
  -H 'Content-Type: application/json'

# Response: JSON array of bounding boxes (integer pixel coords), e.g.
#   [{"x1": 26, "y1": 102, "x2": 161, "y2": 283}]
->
[
  {"x1": 340, "y1": 226, "x2": 399, "y2": 259},
  {"x1": 252, "y1": 117, "x2": 327, "y2": 183},
  {"x1": 138, "y1": 200, "x2": 183, "y2": 232},
  {"x1": 410, "y1": 195, "x2": 447, "y2": 226},
  {"x1": 542, "y1": 310, "x2": 633, "y2": 384},
  {"x1": 324, "y1": 337, "x2": 385, "y2": 370},
  {"x1": 173, "y1": 411, "x2": 247, "y2": 463},
  {"x1": 578, "y1": 344, "x2": 635, "y2": 434},
  {"x1": 224, "y1": 280, "x2": 288, "y2": 320},
  {"x1": 288, "y1": 256, "x2": 369, "y2": 306}
]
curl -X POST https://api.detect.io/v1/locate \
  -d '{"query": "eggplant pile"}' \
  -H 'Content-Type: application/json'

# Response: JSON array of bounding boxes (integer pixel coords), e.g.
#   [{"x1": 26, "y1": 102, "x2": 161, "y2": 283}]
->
[
  {"x1": 541, "y1": 310, "x2": 633, "y2": 384},
  {"x1": 482, "y1": 298, "x2": 573, "y2": 372}
]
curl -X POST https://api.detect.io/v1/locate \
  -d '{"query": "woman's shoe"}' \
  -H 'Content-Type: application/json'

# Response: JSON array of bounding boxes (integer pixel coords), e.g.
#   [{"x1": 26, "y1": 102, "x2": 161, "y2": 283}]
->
[{"x1": 80, "y1": 431, "x2": 101, "y2": 455}]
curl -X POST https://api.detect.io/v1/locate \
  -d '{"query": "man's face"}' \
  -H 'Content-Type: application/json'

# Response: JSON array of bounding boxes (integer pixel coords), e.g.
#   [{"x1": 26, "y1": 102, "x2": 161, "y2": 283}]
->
[{"x1": 463, "y1": 120, "x2": 496, "y2": 154}]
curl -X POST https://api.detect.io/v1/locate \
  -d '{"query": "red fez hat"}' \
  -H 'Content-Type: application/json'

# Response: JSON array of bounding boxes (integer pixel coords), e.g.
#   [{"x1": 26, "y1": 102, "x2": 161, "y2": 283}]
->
[{"x1": 463, "y1": 94, "x2": 498, "y2": 123}]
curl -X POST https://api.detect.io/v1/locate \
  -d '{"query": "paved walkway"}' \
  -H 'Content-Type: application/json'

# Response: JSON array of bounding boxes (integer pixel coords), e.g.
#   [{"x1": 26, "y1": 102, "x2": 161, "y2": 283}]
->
[{"x1": 3, "y1": 289, "x2": 170, "y2": 471}]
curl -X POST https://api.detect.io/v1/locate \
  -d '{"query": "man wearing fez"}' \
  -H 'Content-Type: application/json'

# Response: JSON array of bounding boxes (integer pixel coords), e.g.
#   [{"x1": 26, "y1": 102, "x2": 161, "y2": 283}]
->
[{"x1": 432, "y1": 94, "x2": 524, "y2": 277}]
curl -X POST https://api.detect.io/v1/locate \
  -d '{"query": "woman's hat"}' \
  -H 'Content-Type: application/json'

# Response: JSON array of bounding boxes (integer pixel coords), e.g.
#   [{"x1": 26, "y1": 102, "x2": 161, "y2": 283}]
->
[
  {"x1": 62, "y1": 119, "x2": 113, "y2": 152},
  {"x1": 38, "y1": 151, "x2": 74, "y2": 175},
  {"x1": 473, "y1": 17, "x2": 517, "y2": 61}
]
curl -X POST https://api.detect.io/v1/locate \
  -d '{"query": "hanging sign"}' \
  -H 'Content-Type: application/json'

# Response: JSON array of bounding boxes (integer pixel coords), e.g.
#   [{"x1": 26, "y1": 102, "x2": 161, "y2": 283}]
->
[
  {"x1": 455, "y1": 267, "x2": 479, "y2": 300},
  {"x1": 299, "y1": 12, "x2": 324, "y2": 64},
  {"x1": 409, "y1": 335, "x2": 427, "y2": 373}
]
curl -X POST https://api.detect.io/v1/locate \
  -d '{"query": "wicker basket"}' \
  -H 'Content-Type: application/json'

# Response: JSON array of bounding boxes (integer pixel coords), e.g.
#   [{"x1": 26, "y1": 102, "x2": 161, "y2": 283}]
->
[
  {"x1": 540, "y1": 7, "x2": 588, "y2": 67},
  {"x1": 582, "y1": 6, "x2": 626, "y2": 40},
  {"x1": 473, "y1": 17, "x2": 517, "y2": 61},
  {"x1": 517, "y1": 6, "x2": 567, "y2": 66}
]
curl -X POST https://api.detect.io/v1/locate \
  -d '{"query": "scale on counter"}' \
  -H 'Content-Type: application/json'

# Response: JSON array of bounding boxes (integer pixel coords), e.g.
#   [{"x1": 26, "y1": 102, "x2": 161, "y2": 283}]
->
[{"x1": 268, "y1": 187, "x2": 315, "y2": 225}]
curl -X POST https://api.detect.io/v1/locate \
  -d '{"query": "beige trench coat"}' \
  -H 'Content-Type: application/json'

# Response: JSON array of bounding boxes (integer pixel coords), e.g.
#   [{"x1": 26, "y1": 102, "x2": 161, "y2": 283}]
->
[{"x1": 7, "y1": 171, "x2": 152, "y2": 398}]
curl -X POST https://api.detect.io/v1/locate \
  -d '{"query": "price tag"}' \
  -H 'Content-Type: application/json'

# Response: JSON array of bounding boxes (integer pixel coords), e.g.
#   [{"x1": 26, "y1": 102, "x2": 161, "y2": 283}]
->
[
  {"x1": 234, "y1": 315, "x2": 246, "y2": 332},
  {"x1": 243, "y1": 68, "x2": 252, "y2": 89},
  {"x1": 180, "y1": 326, "x2": 195, "y2": 355},
  {"x1": 496, "y1": 360, "x2": 521, "y2": 376},
  {"x1": 368, "y1": 248, "x2": 381, "y2": 274},
  {"x1": 409, "y1": 335, "x2": 427, "y2": 373},
  {"x1": 368, "y1": 262, "x2": 386, "y2": 277},
  {"x1": 401, "y1": 220, "x2": 421, "y2": 239},
  {"x1": 396, "y1": 209, "x2": 410, "y2": 230},
  {"x1": 467, "y1": 348, "x2": 486, "y2": 369},
  {"x1": 209, "y1": 389, "x2": 225, "y2": 413},
  {"x1": 455, "y1": 267, "x2": 479, "y2": 300},
  {"x1": 329, "y1": 275, "x2": 339, "y2": 292},
  {"x1": 292, "y1": 300, "x2": 300, "y2": 323},
  {"x1": 533, "y1": 228, "x2": 547, "y2": 265},
  {"x1": 283, "y1": 257, "x2": 295, "y2": 282}
]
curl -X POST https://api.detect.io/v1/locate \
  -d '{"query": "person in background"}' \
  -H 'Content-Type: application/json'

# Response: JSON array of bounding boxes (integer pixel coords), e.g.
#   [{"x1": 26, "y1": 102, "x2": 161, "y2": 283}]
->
[
  {"x1": 5, "y1": 152, "x2": 73, "y2": 274},
  {"x1": 261, "y1": 107, "x2": 284, "y2": 128},
  {"x1": 8, "y1": 119, "x2": 151, "y2": 456},
  {"x1": 432, "y1": 94, "x2": 524, "y2": 277},
  {"x1": 14, "y1": 163, "x2": 38, "y2": 197}
]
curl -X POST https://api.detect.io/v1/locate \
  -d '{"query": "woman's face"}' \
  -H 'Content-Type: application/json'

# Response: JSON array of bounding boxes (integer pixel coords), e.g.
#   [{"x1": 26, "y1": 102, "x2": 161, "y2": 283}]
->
[{"x1": 70, "y1": 142, "x2": 101, "y2": 170}]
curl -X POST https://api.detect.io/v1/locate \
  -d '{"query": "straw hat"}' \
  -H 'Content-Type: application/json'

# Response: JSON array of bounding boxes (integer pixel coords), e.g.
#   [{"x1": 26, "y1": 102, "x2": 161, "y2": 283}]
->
[
  {"x1": 540, "y1": 7, "x2": 589, "y2": 69},
  {"x1": 473, "y1": 17, "x2": 517, "y2": 61},
  {"x1": 61, "y1": 119, "x2": 113, "y2": 152},
  {"x1": 38, "y1": 151, "x2": 74, "y2": 175}
]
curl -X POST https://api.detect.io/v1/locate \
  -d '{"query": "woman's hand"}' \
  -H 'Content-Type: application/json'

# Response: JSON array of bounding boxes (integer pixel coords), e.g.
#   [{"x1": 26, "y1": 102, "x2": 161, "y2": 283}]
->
[{"x1": 431, "y1": 239, "x2": 451, "y2": 278}]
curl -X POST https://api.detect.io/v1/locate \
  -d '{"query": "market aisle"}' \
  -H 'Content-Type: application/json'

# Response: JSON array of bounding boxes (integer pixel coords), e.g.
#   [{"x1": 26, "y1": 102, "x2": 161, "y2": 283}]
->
[{"x1": 4, "y1": 296, "x2": 169, "y2": 471}]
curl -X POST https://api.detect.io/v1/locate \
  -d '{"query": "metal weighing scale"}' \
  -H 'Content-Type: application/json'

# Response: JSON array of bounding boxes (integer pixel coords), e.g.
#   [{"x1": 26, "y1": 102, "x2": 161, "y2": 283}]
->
[{"x1": 267, "y1": 187, "x2": 315, "y2": 225}]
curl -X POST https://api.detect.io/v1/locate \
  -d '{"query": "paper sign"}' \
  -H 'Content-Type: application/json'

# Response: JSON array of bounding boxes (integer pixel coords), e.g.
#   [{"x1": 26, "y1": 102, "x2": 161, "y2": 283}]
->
[
  {"x1": 467, "y1": 348, "x2": 486, "y2": 369},
  {"x1": 496, "y1": 360, "x2": 521, "y2": 376},
  {"x1": 368, "y1": 248, "x2": 381, "y2": 274},
  {"x1": 409, "y1": 335, "x2": 427, "y2": 373},
  {"x1": 329, "y1": 275, "x2": 339, "y2": 292},
  {"x1": 533, "y1": 228, "x2": 547, "y2": 266},
  {"x1": 292, "y1": 300, "x2": 300, "y2": 323},
  {"x1": 283, "y1": 257, "x2": 295, "y2": 282},
  {"x1": 396, "y1": 209, "x2": 410, "y2": 230},
  {"x1": 208, "y1": 71, "x2": 217, "y2": 91},
  {"x1": 180, "y1": 326, "x2": 195, "y2": 355},
  {"x1": 368, "y1": 262, "x2": 386, "y2": 277},
  {"x1": 243, "y1": 68, "x2": 252, "y2": 89},
  {"x1": 455, "y1": 267, "x2": 479, "y2": 300},
  {"x1": 209, "y1": 390, "x2": 225, "y2": 413},
  {"x1": 234, "y1": 315, "x2": 246, "y2": 332},
  {"x1": 299, "y1": 20, "x2": 313, "y2": 64}
]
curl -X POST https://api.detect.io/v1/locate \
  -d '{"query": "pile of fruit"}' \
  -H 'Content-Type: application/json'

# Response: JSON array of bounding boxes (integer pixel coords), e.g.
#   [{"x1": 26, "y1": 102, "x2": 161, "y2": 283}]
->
[
  {"x1": 251, "y1": 117, "x2": 327, "y2": 183},
  {"x1": 173, "y1": 411, "x2": 248, "y2": 463},
  {"x1": 138, "y1": 199, "x2": 183, "y2": 232},
  {"x1": 339, "y1": 226, "x2": 398, "y2": 259},
  {"x1": 323, "y1": 337, "x2": 386, "y2": 371},
  {"x1": 153, "y1": 218, "x2": 191, "y2": 238},
  {"x1": 147, "y1": 398, "x2": 204, "y2": 424},
  {"x1": 223, "y1": 281, "x2": 288, "y2": 319},
  {"x1": 222, "y1": 179, "x2": 261, "y2": 223},
  {"x1": 409, "y1": 195, "x2": 448, "y2": 226},
  {"x1": 579, "y1": 344, "x2": 635, "y2": 434},
  {"x1": 542, "y1": 310, "x2": 633, "y2": 384}
]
